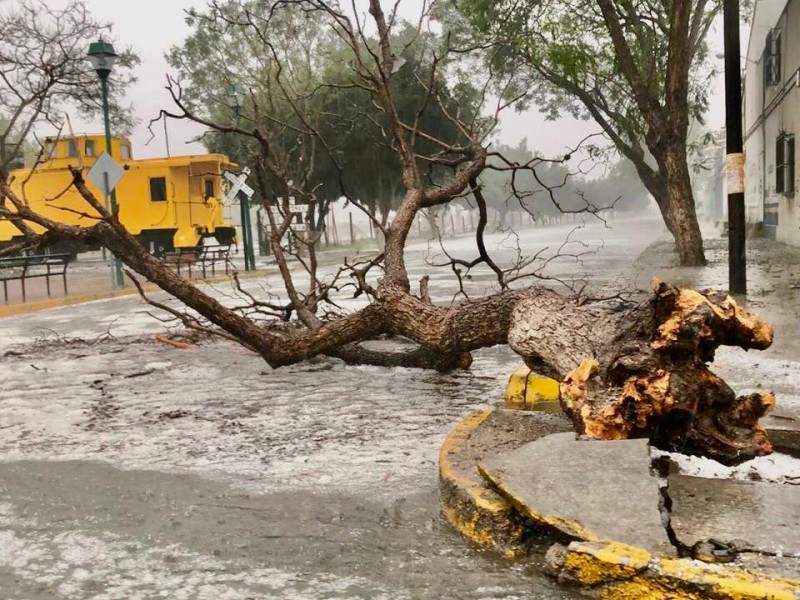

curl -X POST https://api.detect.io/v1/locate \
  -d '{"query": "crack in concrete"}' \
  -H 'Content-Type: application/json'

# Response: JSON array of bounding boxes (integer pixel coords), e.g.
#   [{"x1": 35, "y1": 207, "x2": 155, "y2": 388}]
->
[{"x1": 652, "y1": 455, "x2": 690, "y2": 558}]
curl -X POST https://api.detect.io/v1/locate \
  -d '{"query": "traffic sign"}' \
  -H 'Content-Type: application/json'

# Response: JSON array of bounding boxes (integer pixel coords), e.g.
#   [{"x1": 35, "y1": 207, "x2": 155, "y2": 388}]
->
[{"x1": 87, "y1": 151, "x2": 124, "y2": 195}]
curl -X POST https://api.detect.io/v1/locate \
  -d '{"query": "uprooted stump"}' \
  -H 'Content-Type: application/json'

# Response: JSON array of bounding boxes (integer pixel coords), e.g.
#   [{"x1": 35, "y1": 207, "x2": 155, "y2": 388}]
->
[{"x1": 508, "y1": 279, "x2": 775, "y2": 465}]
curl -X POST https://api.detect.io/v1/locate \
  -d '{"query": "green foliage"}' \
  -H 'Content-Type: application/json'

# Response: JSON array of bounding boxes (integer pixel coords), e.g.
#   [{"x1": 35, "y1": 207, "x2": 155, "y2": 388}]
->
[
  {"x1": 167, "y1": 1, "x2": 483, "y2": 222},
  {"x1": 454, "y1": 0, "x2": 720, "y2": 180},
  {"x1": 0, "y1": 0, "x2": 139, "y2": 171}
]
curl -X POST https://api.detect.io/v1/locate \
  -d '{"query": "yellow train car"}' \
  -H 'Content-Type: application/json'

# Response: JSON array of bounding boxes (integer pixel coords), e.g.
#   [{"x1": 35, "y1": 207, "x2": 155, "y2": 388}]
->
[{"x1": 0, "y1": 134, "x2": 237, "y2": 255}]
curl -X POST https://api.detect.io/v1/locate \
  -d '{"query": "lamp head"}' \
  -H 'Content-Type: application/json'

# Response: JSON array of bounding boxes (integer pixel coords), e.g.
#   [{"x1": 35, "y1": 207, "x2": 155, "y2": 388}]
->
[
  {"x1": 87, "y1": 38, "x2": 118, "y2": 79},
  {"x1": 225, "y1": 83, "x2": 246, "y2": 110}
]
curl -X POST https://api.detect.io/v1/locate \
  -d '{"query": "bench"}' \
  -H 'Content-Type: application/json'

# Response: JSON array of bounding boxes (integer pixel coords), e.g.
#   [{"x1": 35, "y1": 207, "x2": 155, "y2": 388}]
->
[
  {"x1": 0, "y1": 253, "x2": 71, "y2": 303},
  {"x1": 162, "y1": 245, "x2": 231, "y2": 279}
]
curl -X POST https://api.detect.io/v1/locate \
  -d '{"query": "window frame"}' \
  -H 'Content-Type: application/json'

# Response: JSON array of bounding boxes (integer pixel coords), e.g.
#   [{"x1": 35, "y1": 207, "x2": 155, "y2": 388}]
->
[
  {"x1": 149, "y1": 177, "x2": 168, "y2": 202},
  {"x1": 765, "y1": 29, "x2": 782, "y2": 88},
  {"x1": 204, "y1": 179, "x2": 216, "y2": 200},
  {"x1": 776, "y1": 133, "x2": 795, "y2": 195}
]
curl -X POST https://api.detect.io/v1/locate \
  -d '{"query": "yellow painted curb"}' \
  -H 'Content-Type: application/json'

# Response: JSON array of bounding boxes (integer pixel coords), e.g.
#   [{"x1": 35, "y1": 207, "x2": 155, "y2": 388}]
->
[
  {"x1": 504, "y1": 365, "x2": 560, "y2": 411},
  {"x1": 0, "y1": 269, "x2": 266, "y2": 318},
  {"x1": 441, "y1": 408, "x2": 800, "y2": 598},
  {"x1": 552, "y1": 540, "x2": 800, "y2": 600},
  {"x1": 438, "y1": 410, "x2": 527, "y2": 558}
]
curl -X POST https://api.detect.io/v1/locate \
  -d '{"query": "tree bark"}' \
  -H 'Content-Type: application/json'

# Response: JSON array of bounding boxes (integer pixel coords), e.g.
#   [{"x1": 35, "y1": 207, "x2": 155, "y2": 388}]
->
[
  {"x1": 509, "y1": 279, "x2": 775, "y2": 465},
  {"x1": 662, "y1": 143, "x2": 706, "y2": 266}
]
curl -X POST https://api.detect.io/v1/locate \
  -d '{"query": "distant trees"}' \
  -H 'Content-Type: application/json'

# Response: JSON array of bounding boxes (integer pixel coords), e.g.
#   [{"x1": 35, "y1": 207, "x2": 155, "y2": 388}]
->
[
  {"x1": 579, "y1": 157, "x2": 652, "y2": 215},
  {"x1": 0, "y1": 0, "x2": 138, "y2": 175},
  {"x1": 457, "y1": 0, "x2": 718, "y2": 265},
  {"x1": 479, "y1": 140, "x2": 652, "y2": 228},
  {"x1": 166, "y1": 3, "x2": 481, "y2": 232}
]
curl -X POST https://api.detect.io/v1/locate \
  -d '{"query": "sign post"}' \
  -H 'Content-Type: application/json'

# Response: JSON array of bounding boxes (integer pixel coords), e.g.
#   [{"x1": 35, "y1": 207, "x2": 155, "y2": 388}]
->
[
  {"x1": 87, "y1": 151, "x2": 125, "y2": 289},
  {"x1": 264, "y1": 197, "x2": 308, "y2": 254},
  {"x1": 223, "y1": 167, "x2": 256, "y2": 271}
]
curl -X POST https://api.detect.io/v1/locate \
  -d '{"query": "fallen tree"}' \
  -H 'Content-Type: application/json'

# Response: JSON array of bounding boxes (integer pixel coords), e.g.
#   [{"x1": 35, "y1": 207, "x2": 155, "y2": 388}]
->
[
  {"x1": 0, "y1": 0, "x2": 777, "y2": 464},
  {"x1": 1, "y1": 0, "x2": 604, "y2": 370},
  {"x1": 509, "y1": 279, "x2": 775, "y2": 464}
]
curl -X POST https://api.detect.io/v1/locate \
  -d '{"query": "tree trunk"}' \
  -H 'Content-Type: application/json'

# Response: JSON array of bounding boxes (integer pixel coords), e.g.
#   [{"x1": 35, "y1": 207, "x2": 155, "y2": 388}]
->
[
  {"x1": 509, "y1": 280, "x2": 774, "y2": 465},
  {"x1": 663, "y1": 143, "x2": 706, "y2": 266},
  {"x1": 627, "y1": 145, "x2": 705, "y2": 267}
]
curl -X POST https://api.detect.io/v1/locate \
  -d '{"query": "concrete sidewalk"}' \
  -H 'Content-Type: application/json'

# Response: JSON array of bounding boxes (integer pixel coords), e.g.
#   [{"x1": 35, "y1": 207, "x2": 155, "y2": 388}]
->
[{"x1": 438, "y1": 234, "x2": 800, "y2": 598}]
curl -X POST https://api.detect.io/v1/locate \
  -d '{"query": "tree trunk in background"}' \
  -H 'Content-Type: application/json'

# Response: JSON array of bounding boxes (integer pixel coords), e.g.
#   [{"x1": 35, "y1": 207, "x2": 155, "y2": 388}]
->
[
  {"x1": 626, "y1": 147, "x2": 706, "y2": 267},
  {"x1": 663, "y1": 144, "x2": 706, "y2": 266}
]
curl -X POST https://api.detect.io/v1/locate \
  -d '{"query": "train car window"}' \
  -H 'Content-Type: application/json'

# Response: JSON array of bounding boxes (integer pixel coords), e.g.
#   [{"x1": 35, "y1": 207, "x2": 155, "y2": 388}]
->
[
  {"x1": 204, "y1": 180, "x2": 215, "y2": 199},
  {"x1": 42, "y1": 140, "x2": 55, "y2": 160},
  {"x1": 150, "y1": 177, "x2": 167, "y2": 202},
  {"x1": 85, "y1": 140, "x2": 96, "y2": 157},
  {"x1": 120, "y1": 144, "x2": 131, "y2": 160},
  {"x1": 67, "y1": 139, "x2": 79, "y2": 157}
]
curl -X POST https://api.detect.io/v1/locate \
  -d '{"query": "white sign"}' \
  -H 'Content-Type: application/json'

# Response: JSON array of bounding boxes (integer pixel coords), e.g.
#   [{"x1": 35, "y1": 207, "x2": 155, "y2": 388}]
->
[
  {"x1": 223, "y1": 167, "x2": 254, "y2": 202},
  {"x1": 266, "y1": 197, "x2": 308, "y2": 231},
  {"x1": 726, "y1": 152, "x2": 745, "y2": 195},
  {"x1": 87, "y1": 151, "x2": 124, "y2": 195}
]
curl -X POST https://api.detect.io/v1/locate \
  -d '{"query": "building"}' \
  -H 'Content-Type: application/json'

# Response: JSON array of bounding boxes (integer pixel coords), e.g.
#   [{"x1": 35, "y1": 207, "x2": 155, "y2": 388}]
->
[{"x1": 744, "y1": 0, "x2": 800, "y2": 242}]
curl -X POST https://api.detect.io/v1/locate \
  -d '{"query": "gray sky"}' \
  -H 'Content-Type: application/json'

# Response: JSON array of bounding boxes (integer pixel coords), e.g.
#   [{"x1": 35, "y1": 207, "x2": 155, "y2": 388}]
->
[{"x1": 56, "y1": 0, "x2": 730, "y2": 162}]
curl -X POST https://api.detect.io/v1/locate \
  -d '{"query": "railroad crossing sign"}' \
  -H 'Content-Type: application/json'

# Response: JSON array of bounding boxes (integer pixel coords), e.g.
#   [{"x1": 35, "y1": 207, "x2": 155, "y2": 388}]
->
[
  {"x1": 87, "y1": 151, "x2": 124, "y2": 195},
  {"x1": 223, "y1": 167, "x2": 254, "y2": 202},
  {"x1": 222, "y1": 167, "x2": 256, "y2": 271}
]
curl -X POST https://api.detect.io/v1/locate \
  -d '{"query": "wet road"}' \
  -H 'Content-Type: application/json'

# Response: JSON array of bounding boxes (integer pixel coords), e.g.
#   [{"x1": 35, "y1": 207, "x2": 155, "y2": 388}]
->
[{"x1": 0, "y1": 217, "x2": 721, "y2": 599}]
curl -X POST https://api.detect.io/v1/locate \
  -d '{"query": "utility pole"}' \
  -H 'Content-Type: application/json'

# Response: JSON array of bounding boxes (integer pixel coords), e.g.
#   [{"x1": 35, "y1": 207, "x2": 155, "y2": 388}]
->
[{"x1": 723, "y1": 0, "x2": 747, "y2": 295}]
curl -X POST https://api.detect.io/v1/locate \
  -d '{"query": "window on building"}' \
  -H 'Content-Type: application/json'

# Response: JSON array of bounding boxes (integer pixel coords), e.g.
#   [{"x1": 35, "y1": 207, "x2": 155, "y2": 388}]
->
[
  {"x1": 775, "y1": 133, "x2": 795, "y2": 194},
  {"x1": 67, "y1": 139, "x2": 79, "y2": 158},
  {"x1": 120, "y1": 144, "x2": 131, "y2": 160},
  {"x1": 150, "y1": 177, "x2": 167, "y2": 202},
  {"x1": 85, "y1": 139, "x2": 96, "y2": 157},
  {"x1": 204, "y1": 180, "x2": 215, "y2": 199},
  {"x1": 765, "y1": 29, "x2": 782, "y2": 87}
]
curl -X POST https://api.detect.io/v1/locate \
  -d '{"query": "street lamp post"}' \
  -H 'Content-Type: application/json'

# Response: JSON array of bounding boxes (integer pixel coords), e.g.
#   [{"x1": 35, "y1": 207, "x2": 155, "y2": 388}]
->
[
  {"x1": 225, "y1": 84, "x2": 256, "y2": 271},
  {"x1": 87, "y1": 38, "x2": 125, "y2": 289},
  {"x1": 723, "y1": 0, "x2": 747, "y2": 295}
]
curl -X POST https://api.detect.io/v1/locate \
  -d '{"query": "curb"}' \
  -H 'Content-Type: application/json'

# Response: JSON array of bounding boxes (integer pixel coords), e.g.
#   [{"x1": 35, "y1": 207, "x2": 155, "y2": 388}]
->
[
  {"x1": 438, "y1": 408, "x2": 572, "y2": 558},
  {"x1": 549, "y1": 540, "x2": 800, "y2": 600},
  {"x1": 0, "y1": 269, "x2": 266, "y2": 318},
  {"x1": 438, "y1": 411, "x2": 527, "y2": 558},
  {"x1": 439, "y1": 407, "x2": 800, "y2": 598},
  {"x1": 503, "y1": 365, "x2": 560, "y2": 410}
]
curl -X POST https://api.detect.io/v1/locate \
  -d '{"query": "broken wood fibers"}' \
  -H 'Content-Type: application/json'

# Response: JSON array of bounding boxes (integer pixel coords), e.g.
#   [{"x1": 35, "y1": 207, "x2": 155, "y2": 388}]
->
[{"x1": 511, "y1": 278, "x2": 775, "y2": 465}]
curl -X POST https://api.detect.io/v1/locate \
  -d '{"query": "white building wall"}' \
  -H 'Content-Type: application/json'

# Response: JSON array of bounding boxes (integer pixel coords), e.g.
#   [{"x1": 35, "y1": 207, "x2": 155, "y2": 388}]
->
[{"x1": 743, "y1": 0, "x2": 799, "y2": 241}]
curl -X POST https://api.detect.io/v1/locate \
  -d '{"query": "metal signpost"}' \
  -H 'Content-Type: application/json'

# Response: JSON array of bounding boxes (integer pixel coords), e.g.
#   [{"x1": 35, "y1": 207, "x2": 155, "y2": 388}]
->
[
  {"x1": 87, "y1": 151, "x2": 125, "y2": 288},
  {"x1": 223, "y1": 167, "x2": 256, "y2": 271}
]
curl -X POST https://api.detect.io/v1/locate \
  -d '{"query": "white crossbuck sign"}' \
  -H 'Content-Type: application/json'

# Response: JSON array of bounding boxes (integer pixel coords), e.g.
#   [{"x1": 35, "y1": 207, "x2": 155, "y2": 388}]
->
[{"x1": 223, "y1": 167, "x2": 254, "y2": 203}]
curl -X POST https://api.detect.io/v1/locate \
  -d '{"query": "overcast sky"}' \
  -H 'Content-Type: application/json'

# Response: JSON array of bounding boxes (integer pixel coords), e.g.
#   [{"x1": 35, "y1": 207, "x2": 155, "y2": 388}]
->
[{"x1": 54, "y1": 0, "x2": 731, "y2": 163}]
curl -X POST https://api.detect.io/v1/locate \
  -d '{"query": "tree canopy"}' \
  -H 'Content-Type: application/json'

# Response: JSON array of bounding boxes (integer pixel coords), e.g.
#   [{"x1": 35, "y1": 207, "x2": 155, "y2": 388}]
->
[
  {"x1": 166, "y1": 1, "x2": 483, "y2": 227},
  {"x1": 455, "y1": 0, "x2": 718, "y2": 265},
  {"x1": 0, "y1": 0, "x2": 138, "y2": 174}
]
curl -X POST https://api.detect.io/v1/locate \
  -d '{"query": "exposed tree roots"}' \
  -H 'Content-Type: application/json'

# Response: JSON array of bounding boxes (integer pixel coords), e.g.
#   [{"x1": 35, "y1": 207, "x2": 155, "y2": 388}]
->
[{"x1": 510, "y1": 279, "x2": 775, "y2": 465}]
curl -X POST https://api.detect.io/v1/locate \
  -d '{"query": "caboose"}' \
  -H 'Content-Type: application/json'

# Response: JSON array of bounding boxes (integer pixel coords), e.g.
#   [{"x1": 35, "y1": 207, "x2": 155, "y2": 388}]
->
[{"x1": 0, "y1": 134, "x2": 238, "y2": 255}]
